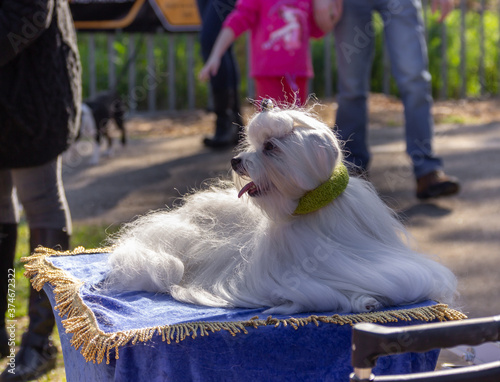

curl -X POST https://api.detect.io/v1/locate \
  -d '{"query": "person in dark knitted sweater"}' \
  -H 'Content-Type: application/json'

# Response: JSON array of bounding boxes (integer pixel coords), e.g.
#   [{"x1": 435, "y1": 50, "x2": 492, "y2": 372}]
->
[{"x1": 0, "y1": 0, "x2": 81, "y2": 380}]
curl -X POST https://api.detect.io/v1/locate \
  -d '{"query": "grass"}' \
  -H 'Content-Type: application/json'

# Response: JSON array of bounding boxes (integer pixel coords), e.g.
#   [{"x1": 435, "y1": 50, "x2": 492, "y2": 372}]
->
[
  {"x1": 0, "y1": 221, "x2": 116, "y2": 381},
  {"x1": 436, "y1": 114, "x2": 467, "y2": 125}
]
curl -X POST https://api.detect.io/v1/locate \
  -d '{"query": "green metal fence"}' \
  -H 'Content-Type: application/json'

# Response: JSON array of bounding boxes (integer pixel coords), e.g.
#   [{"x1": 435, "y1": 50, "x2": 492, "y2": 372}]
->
[{"x1": 78, "y1": 0, "x2": 500, "y2": 112}]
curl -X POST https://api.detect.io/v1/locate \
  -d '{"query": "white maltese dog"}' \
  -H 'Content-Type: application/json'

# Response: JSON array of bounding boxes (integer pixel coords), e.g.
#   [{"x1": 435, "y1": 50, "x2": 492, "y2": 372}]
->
[{"x1": 107, "y1": 100, "x2": 456, "y2": 315}]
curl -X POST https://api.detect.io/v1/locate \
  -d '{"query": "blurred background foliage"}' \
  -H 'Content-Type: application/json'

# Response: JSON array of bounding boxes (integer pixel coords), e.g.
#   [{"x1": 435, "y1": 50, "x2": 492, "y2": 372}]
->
[{"x1": 77, "y1": 7, "x2": 500, "y2": 110}]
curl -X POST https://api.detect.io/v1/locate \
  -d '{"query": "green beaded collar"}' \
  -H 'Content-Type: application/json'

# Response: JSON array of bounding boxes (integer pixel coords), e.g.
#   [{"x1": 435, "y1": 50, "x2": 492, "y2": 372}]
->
[{"x1": 293, "y1": 162, "x2": 349, "y2": 215}]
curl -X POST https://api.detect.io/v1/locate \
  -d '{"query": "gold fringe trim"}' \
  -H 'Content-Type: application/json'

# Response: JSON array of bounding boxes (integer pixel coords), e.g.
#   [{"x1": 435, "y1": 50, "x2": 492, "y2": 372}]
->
[{"x1": 22, "y1": 247, "x2": 468, "y2": 365}]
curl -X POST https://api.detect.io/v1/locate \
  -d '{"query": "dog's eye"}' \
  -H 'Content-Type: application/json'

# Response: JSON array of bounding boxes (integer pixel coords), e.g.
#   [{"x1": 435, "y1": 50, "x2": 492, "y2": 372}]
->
[{"x1": 263, "y1": 141, "x2": 276, "y2": 152}]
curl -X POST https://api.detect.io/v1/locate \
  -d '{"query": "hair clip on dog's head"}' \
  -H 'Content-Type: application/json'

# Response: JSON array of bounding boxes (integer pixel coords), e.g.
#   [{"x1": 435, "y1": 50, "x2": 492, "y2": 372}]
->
[{"x1": 260, "y1": 98, "x2": 274, "y2": 112}]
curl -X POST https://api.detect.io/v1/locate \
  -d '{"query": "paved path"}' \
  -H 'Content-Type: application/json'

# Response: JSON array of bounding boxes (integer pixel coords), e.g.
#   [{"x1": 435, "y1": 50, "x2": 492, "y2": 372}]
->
[
  {"x1": 62, "y1": 120, "x2": 500, "y2": 319},
  {"x1": 368, "y1": 122, "x2": 500, "y2": 318}
]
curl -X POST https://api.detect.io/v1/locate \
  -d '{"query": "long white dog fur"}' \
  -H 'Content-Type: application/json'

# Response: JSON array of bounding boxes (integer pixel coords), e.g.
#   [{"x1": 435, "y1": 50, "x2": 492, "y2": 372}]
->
[{"x1": 107, "y1": 104, "x2": 456, "y2": 314}]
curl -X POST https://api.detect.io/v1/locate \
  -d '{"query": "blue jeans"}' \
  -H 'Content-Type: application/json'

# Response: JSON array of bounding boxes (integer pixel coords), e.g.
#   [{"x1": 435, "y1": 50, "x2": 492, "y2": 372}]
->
[{"x1": 334, "y1": 0, "x2": 442, "y2": 178}]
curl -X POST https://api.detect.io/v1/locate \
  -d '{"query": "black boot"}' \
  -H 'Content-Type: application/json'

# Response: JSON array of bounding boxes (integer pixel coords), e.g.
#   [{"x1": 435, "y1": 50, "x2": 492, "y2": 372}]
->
[
  {"x1": 0, "y1": 229, "x2": 69, "y2": 381},
  {"x1": 0, "y1": 224, "x2": 17, "y2": 359},
  {"x1": 203, "y1": 88, "x2": 239, "y2": 149}
]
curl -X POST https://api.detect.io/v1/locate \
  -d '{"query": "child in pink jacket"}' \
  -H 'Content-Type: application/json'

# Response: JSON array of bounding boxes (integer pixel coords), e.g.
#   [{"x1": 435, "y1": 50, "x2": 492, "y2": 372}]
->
[{"x1": 199, "y1": 0, "x2": 342, "y2": 106}]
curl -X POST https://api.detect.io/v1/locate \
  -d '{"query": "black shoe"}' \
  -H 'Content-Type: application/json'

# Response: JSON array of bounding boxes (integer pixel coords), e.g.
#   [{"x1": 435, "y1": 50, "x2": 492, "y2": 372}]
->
[
  {"x1": 203, "y1": 111, "x2": 239, "y2": 149},
  {"x1": 204, "y1": 86, "x2": 242, "y2": 149},
  {"x1": 0, "y1": 340, "x2": 57, "y2": 381},
  {"x1": 416, "y1": 170, "x2": 460, "y2": 199}
]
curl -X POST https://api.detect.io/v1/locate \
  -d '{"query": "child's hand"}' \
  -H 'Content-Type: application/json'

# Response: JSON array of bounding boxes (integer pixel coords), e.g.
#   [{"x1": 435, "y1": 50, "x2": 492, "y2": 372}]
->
[
  {"x1": 431, "y1": 0, "x2": 453, "y2": 23},
  {"x1": 314, "y1": 0, "x2": 343, "y2": 33},
  {"x1": 199, "y1": 56, "x2": 221, "y2": 81},
  {"x1": 198, "y1": 28, "x2": 235, "y2": 81},
  {"x1": 331, "y1": 0, "x2": 343, "y2": 26}
]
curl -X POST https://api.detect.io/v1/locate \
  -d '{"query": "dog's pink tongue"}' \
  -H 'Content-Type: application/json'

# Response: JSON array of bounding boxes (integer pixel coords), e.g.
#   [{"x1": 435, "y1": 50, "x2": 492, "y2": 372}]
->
[{"x1": 238, "y1": 182, "x2": 255, "y2": 198}]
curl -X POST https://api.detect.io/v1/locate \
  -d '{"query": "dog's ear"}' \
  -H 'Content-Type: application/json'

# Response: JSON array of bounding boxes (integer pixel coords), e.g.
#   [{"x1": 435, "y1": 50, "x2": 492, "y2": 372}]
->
[{"x1": 300, "y1": 129, "x2": 340, "y2": 171}]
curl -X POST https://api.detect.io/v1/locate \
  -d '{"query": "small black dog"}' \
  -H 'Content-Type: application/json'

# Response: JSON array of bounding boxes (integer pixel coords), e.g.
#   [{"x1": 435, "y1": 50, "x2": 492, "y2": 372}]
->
[{"x1": 80, "y1": 91, "x2": 127, "y2": 164}]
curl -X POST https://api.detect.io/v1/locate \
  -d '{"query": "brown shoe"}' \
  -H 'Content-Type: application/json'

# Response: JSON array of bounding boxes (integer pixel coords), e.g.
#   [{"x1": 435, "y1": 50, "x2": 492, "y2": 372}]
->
[{"x1": 416, "y1": 170, "x2": 460, "y2": 199}]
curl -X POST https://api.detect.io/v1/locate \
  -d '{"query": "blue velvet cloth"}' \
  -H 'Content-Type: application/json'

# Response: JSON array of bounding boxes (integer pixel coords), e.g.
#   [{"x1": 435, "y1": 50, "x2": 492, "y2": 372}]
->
[{"x1": 42, "y1": 252, "x2": 441, "y2": 382}]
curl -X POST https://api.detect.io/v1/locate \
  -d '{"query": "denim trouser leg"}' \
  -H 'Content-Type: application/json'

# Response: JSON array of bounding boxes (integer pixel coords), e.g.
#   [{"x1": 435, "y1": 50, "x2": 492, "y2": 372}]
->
[
  {"x1": 334, "y1": 1, "x2": 375, "y2": 170},
  {"x1": 380, "y1": 0, "x2": 442, "y2": 177},
  {"x1": 335, "y1": 0, "x2": 443, "y2": 177}
]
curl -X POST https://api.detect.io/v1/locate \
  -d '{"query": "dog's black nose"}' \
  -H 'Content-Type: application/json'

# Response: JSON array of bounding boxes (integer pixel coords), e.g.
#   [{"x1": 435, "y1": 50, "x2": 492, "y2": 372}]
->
[{"x1": 231, "y1": 158, "x2": 241, "y2": 170}]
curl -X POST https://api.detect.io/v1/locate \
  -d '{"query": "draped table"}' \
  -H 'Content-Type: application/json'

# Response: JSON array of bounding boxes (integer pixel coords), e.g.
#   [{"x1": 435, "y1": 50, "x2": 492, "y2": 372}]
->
[{"x1": 23, "y1": 247, "x2": 466, "y2": 382}]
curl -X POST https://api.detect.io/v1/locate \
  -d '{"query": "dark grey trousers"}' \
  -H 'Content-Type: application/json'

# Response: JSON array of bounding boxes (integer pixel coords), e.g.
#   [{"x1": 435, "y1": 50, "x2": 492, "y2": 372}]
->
[{"x1": 0, "y1": 157, "x2": 71, "y2": 233}]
